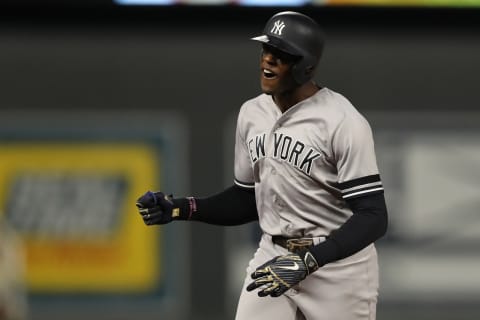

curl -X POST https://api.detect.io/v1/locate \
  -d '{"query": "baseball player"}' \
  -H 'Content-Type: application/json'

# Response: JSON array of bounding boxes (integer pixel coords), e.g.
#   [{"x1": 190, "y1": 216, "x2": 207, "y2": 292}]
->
[{"x1": 136, "y1": 11, "x2": 388, "y2": 320}]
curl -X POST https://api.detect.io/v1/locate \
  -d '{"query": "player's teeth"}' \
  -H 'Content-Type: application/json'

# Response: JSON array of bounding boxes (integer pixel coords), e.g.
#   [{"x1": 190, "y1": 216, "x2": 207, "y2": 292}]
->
[{"x1": 264, "y1": 69, "x2": 276, "y2": 78}]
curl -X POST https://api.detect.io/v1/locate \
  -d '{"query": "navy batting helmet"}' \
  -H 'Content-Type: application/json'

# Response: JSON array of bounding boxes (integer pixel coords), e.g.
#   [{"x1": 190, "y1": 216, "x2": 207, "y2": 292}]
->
[{"x1": 251, "y1": 11, "x2": 325, "y2": 85}]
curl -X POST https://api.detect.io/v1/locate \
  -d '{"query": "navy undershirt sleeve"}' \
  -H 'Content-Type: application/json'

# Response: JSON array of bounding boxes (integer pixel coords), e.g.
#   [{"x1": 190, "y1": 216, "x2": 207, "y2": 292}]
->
[
  {"x1": 173, "y1": 185, "x2": 258, "y2": 226},
  {"x1": 309, "y1": 192, "x2": 388, "y2": 266}
]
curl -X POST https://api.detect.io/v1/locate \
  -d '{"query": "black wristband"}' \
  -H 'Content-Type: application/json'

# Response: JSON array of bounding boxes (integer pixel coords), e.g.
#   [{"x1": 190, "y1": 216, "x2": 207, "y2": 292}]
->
[{"x1": 171, "y1": 197, "x2": 197, "y2": 221}]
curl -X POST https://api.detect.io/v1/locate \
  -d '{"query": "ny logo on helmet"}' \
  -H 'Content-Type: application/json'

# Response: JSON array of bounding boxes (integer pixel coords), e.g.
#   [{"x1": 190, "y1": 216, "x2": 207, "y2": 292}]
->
[{"x1": 271, "y1": 20, "x2": 286, "y2": 36}]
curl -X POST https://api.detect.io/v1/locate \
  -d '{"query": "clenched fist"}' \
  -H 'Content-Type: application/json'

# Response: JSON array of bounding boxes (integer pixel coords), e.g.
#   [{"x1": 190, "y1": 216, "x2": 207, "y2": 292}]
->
[{"x1": 136, "y1": 191, "x2": 177, "y2": 225}]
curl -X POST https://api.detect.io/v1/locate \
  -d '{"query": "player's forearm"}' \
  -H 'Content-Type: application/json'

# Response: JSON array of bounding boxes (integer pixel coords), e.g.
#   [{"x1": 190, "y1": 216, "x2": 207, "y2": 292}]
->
[
  {"x1": 309, "y1": 192, "x2": 388, "y2": 266},
  {"x1": 172, "y1": 185, "x2": 259, "y2": 226}
]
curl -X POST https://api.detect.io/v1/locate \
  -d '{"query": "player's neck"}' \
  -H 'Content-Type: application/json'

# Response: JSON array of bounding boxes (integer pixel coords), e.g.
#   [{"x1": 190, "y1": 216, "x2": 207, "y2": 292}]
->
[{"x1": 273, "y1": 81, "x2": 319, "y2": 113}]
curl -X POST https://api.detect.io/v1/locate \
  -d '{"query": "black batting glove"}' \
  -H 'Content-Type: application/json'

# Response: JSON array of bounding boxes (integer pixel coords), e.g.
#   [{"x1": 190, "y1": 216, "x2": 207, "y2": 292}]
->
[
  {"x1": 136, "y1": 191, "x2": 188, "y2": 225},
  {"x1": 246, "y1": 250, "x2": 319, "y2": 297}
]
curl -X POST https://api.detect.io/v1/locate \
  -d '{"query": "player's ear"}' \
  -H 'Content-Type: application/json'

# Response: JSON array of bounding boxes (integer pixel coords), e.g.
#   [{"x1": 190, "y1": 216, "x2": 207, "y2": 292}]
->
[{"x1": 305, "y1": 65, "x2": 315, "y2": 77}]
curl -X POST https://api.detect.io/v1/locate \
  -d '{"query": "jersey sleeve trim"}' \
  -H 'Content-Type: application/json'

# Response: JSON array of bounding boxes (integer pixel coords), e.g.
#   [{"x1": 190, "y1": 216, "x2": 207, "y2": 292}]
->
[
  {"x1": 337, "y1": 174, "x2": 384, "y2": 199},
  {"x1": 234, "y1": 178, "x2": 255, "y2": 189}
]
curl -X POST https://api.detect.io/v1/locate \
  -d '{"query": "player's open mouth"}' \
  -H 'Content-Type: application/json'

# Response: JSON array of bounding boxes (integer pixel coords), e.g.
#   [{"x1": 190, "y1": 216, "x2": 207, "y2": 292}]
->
[{"x1": 263, "y1": 69, "x2": 277, "y2": 79}]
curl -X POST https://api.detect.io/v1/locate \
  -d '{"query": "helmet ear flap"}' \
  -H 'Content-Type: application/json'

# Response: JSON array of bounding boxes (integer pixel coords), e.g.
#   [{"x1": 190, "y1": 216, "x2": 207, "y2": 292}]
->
[{"x1": 292, "y1": 59, "x2": 315, "y2": 84}]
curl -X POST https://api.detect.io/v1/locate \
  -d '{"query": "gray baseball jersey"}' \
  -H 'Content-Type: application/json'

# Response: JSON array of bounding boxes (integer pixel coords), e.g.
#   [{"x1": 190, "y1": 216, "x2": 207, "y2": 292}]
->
[
  {"x1": 233, "y1": 87, "x2": 382, "y2": 320},
  {"x1": 234, "y1": 87, "x2": 383, "y2": 238}
]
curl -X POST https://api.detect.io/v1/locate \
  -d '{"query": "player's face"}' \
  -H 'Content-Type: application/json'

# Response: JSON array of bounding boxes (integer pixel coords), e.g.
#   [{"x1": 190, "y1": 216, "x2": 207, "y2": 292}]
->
[{"x1": 259, "y1": 44, "x2": 299, "y2": 95}]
